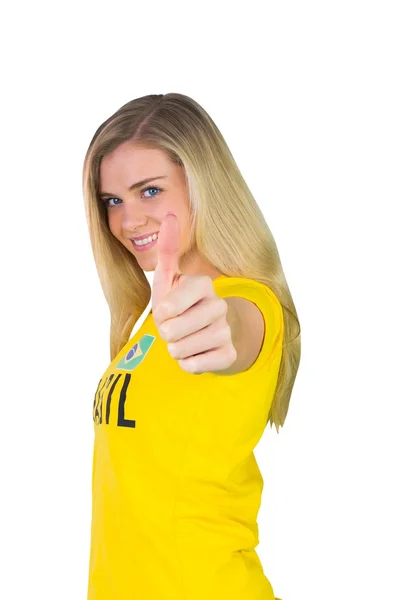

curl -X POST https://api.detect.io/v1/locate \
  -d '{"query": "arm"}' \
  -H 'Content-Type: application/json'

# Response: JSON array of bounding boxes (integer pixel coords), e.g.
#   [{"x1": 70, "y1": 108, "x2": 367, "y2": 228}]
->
[{"x1": 215, "y1": 296, "x2": 265, "y2": 375}]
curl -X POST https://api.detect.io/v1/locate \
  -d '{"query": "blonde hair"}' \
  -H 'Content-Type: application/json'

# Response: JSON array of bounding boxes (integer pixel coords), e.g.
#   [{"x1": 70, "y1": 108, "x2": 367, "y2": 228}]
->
[{"x1": 82, "y1": 93, "x2": 301, "y2": 432}]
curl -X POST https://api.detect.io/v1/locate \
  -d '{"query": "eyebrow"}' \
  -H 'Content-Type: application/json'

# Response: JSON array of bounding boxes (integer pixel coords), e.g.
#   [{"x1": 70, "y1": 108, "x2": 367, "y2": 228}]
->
[{"x1": 99, "y1": 175, "x2": 168, "y2": 198}]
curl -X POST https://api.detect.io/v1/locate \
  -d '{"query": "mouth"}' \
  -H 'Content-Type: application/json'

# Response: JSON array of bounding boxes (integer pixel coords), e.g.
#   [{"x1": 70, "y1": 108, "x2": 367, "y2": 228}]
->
[
  {"x1": 130, "y1": 232, "x2": 159, "y2": 252},
  {"x1": 130, "y1": 230, "x2": 159, "y2": 242}
]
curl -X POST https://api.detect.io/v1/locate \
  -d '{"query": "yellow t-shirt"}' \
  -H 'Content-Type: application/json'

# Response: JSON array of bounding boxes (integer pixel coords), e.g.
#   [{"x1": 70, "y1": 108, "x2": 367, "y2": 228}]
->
[{"x1": 87, "y1": 275, "x2": 284, "y2": 600}]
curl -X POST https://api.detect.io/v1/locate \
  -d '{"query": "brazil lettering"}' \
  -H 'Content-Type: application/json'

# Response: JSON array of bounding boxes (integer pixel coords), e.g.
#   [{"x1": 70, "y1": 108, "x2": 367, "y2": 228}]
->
[{"x1": 92, "y1": 372, "x2": 136, "y2": 428}]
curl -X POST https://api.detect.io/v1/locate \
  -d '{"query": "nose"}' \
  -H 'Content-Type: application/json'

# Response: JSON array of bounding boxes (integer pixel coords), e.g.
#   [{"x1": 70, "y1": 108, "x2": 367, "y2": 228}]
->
[{"x1": 121, "y1": 203, "x2": 150, "y2": 231}]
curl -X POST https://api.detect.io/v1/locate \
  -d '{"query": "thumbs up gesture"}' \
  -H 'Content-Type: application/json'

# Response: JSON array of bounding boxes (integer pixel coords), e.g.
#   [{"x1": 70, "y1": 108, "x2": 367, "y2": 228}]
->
[{"x1": 151, "y1": 212, "x2": 237, "y2": 374}]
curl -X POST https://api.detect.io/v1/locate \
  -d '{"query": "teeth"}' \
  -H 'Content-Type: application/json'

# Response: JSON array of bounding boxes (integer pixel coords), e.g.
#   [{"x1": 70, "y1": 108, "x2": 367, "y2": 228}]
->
[{"x1": 134, "y1": 233, "x2": 158, "y2": 246}]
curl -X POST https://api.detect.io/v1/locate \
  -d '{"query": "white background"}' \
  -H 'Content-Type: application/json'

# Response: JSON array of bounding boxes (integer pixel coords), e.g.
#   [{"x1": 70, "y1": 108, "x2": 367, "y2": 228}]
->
[{"x1": 1, "y1": 1, "x2": 399, "y2": 599}]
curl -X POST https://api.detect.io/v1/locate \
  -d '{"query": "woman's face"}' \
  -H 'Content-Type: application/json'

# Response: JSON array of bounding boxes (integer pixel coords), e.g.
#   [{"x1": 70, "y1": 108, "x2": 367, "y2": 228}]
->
[{"x1": 99, "y1": 141, "x2": 221, "y2": 279}]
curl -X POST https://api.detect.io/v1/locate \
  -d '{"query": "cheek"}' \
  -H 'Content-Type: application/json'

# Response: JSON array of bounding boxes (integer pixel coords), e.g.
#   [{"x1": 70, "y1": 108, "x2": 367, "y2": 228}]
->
[{"x1": 106, "y1": 212, "x2": 120, "y2": 237}]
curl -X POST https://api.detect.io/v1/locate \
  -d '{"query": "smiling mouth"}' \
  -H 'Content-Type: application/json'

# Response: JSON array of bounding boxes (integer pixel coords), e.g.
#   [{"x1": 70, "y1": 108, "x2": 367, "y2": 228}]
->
[
  {"x1": 131, "y1": 230, "x2": 159, "y2": 242},
  {"x1": 130, "y1": 234, "x2": 159, "y2": 251},
  {"x1": 132, "y1": 233, "x2": 159, "y2": 246}
]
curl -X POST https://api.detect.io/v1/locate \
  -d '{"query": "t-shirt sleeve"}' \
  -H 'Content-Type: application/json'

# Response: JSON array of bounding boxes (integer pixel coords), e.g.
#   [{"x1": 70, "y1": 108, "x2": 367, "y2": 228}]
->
[{"x1": 212, "y1": 277, "x2": 284, "y2": 375}]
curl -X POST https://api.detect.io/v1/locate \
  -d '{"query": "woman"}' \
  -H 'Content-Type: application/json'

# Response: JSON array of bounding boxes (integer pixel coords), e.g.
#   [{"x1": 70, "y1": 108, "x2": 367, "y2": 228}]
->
[{"x1": 83, "y1": 92, "x2": 300, "y2": 600}]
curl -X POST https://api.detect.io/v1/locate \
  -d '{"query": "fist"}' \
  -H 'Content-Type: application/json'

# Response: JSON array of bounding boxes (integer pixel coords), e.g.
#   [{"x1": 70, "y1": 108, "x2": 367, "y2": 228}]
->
[{"x1": 151, "y1": 212, "x2": 237, "y2": 374}]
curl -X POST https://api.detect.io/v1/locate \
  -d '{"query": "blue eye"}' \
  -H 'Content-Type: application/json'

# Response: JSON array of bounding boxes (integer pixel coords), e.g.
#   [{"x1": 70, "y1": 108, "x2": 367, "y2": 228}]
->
[
  {"x1": 103, "y1": 197, "x2": 120, "y2": 208},
  {"x1": 142, "y1": 186, "x2": 162, "y2": 198},
  {"x1": 102, "y1": 186, "x2": 162, "y2": 208}
]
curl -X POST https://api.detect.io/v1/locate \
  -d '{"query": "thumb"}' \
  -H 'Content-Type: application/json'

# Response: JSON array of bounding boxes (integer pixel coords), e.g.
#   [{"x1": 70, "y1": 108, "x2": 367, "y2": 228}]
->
[{"x1": 151, "y1": 212, "x2": 182, "y2": 313}]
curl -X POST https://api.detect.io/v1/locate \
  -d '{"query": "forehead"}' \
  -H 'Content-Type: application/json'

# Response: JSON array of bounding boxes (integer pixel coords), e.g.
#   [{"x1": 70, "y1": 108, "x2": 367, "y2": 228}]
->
[
  {"x1": 102, "y1": 143, "x2": 168, "y2": 173},
  {"x1": 100, "y1": 144, "x2": 173, "y2": 194}
]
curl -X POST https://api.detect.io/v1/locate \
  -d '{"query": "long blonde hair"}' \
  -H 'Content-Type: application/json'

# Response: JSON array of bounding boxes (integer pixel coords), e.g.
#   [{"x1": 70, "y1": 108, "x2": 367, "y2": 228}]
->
[{"x1": 82, "y1": 93, "x2": 301, "y2": 432}]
